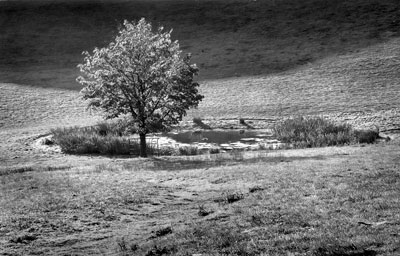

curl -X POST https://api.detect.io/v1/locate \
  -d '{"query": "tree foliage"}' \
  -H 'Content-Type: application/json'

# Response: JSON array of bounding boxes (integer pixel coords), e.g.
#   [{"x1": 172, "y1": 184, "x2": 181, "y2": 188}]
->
[{"x1": 77, "y1": 18, "x2": 203, "y2": 157}]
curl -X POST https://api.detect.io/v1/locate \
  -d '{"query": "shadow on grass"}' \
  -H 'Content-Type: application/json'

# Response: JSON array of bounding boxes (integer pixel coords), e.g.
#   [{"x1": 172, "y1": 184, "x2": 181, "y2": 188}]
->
[
  {"x1": 150, "y1": 152, "x2": 326, "y2": 171},
  {"x1": 314, "y1": 243, "x2": 378, "y2": 256},
  {"x1": 0, "y1": 165, "x2": 72, "y2": 176},
  {"x1": 1, "y1": 0, "x2": 399, "y2": 89}
]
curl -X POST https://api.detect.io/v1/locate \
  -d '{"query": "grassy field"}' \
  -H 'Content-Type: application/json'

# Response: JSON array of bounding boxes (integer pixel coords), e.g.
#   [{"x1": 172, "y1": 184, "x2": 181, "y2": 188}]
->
[
  {"x1": 1, "y1": 0, "x2": 400, "y2": 130},
  {"x1": 2, "y1": 36, "x2": 400, "y2": 133},
  {"x1": 1, "y1": 0, "x2": 400, "y2": 255},
  {"x1": 1, "y1": 143, "x2": 400, "y2": 255}
]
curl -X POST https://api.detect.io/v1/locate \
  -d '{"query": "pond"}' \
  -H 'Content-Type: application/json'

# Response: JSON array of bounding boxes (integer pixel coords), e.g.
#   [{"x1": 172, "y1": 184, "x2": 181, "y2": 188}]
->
[{"x1": 163, "y1": 130, "x2": 274, "y2": 145}]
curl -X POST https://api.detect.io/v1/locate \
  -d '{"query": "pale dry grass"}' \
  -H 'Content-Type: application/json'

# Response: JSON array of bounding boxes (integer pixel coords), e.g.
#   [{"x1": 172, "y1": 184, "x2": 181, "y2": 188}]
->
[
  {"x1": 1, "y1": 38, "x2": 400, "y2": 167},
  {"x1": 1, "y1": 0, "x2": 399, "y2": 166},
  {"x1": 0, "y1": 83, "x2": 100, "y2": 168},
  {"x1": 0, "y1": 83, "x2": 99, "y2": 130},
  {"x1": 2, "y1": 37, "x2": 399, "y2": 132},
  {"x1": 190, "y1": 37, "x2": 400, "y2": 130}
]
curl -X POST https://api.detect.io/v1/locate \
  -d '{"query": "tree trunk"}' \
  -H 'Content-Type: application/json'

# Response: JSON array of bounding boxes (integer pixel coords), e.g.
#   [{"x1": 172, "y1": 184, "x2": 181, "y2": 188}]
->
[{"x1": 139, "y1": 133, "x2": 147, "y2": 157}]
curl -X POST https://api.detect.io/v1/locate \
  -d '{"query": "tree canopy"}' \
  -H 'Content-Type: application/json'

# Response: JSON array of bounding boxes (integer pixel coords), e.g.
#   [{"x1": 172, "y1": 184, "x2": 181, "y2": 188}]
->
[{"x1": 77, "y1": 18, "x2": 203, "y2": 157}]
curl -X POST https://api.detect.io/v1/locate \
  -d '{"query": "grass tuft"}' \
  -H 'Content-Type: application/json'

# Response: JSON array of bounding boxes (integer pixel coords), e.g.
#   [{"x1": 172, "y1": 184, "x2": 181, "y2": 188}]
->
[
  {"x1": 198, "y1": 205, "x2": 213, "y2": 217},
  {"x1": 145, "y1": 245, "x2": 176, "y2": 256},
  {"x1": 209, "y1": 147, "x2": 221, "y2": 154},
  {"x1": 52, "y1": 127, "x2": 131, "y2": 155},
  {"x1": 215, "y1": 191, "x2": 245, "y2": 204},
  {"x1": 178, "y1": 146, "x2": 199, "y2": 156},
  {"x1": 153, "y1": 227, "x2": 173, "y2": 238},
  {"x1": 51, "y1": 126, "x2": 159, "y2": 156},
  {"x1": 116, "y1": 237, "x2": 138, "y2": 255},
  {"x1": 249, "y1": 186, "x2": 264, "y2": 193},
  {"x1": 273, "y1": 116, "x2": 379, "y2": 148},
  {"x1": 225, "y1": 192, "x2": 245, "y2": 204},
  {"x1": 354, "y1": 129, "x2": 380, "y2": 144}
]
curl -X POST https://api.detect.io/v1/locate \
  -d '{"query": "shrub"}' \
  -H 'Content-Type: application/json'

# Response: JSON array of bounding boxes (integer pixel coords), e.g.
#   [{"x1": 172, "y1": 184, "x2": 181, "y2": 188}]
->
[
  {"x1": 354, "y1": 129, "x2": 380, "y2": 144},
  {"x1": 98, "y1": 137, "x2": 132, "y2": 155},
  {"x1": 96, "y1": 118, "x2": 137, "y2": 136},
  {"x1": 157, "y1": 147, "x2": 177, "y2": 156},
  {"x1": 51, "y1": 126, "x2": 161, "y2": 156},
  {"x1": 209, "y1": 147, "x2": 220, "y2": 154},
  {"x1": 273, "y1": 116, "x2": 356, "y2": 148},
  {"x1": 178, "y1": 146, "x2": 199, "y2": 156},
  {"x1": 52, "y1": 127, "x2": 129, "y2": 154}
]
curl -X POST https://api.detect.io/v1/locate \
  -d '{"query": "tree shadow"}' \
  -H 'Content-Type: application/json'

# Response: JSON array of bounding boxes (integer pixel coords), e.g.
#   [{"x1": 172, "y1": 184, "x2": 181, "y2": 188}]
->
[{"x1": 150, "y1": 153, "x2": 325, "y2": 171}]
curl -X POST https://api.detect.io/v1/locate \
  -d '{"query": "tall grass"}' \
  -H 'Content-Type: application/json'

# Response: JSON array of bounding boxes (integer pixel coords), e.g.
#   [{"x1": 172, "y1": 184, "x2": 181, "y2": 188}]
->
[
  {"x1": 52, "y1": 117, "x2": 380, "y2": 156},
  {"x1": 52, "y1": 124, "x2": 199, "y2": 156},
  {"x1": 273, "y1": 116, "x2": 377, "y2": 148},
  {"x1": 92, "y1": 119, "x2": 137, "y2": 136},
  {"x1": 51, "y1": 122, "x2": 161, "y2": 155},
  {"x1": 52, "y1": 127, "x2": 132, "y2": 155},
  {"x1": 178, "y1": 146, "x2": 199, "y2": 156}
]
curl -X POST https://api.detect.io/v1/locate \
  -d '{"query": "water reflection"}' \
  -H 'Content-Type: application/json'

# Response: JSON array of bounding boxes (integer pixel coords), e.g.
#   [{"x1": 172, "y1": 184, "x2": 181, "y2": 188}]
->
[{"x1": 163, "y1": 130, "x2": 273, "y2": 144}]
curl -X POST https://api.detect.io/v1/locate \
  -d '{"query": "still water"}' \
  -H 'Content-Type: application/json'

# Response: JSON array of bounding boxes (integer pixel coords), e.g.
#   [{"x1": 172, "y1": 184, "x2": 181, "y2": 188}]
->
[{"x1": 163, "y1": 130, "x2": 273, "y2": 144}]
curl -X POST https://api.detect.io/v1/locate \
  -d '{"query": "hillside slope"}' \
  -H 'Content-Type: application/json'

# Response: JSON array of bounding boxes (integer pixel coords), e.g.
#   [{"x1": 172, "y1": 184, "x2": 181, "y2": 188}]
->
[
  {"x1": 1, "y1": 0, "x2": 399, "y2": 89},
  {"x1": 1, "y1": 37, "x2": 400, "y2": 131},
  {"x1": 1, "y1": 0, "x2": 400, "y2": 166},
  {"x1": 193, "y1": 37, "x2": 400, "y2": 130}
]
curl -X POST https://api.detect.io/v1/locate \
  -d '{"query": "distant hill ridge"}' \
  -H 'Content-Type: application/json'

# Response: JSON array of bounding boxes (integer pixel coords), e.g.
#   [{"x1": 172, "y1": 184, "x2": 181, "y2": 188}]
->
[{"x1": 0, "y1": 0, "x2": 399, "y2": 88}]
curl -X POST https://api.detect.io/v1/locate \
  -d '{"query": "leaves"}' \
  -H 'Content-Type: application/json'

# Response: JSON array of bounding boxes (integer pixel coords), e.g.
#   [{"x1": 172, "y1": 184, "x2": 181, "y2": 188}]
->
[{"x1": 77, "y1": 18, "x2": 203, "y2": 133}]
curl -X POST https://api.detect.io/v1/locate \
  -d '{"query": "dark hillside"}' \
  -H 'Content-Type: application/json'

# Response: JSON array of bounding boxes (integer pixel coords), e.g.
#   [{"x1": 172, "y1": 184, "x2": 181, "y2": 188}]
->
[{"x1": 0, "y1": 0, "x2": 399, "y2": 89}]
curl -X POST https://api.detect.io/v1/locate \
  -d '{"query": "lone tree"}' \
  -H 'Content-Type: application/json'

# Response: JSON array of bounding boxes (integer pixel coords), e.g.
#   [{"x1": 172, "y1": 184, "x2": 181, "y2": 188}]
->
[{"x1": 77, "y1": 18, "x2": 203, "y2": 157}]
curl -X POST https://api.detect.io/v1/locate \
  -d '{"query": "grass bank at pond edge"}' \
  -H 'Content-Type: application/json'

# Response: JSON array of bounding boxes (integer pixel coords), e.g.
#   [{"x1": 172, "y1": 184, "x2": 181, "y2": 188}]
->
[{"x1": 50, "y1": 116, "x2": 380, "y2": 157}]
